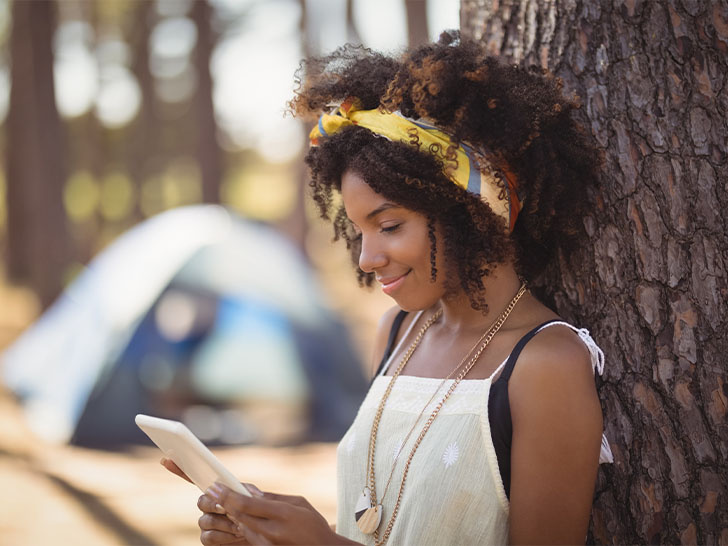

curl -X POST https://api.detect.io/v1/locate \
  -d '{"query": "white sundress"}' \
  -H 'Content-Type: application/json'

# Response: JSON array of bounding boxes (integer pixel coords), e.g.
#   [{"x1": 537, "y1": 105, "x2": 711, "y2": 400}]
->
[{"x1": 336, "y1": 313, "x2": 613, "y2": 545}]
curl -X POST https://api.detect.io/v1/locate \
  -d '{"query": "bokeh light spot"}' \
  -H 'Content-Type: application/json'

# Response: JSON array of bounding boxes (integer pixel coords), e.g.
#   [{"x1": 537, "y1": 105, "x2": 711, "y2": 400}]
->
[
  {"x1": 100, "y1": 172, "x2": 135, "y2": 221},
  {"x1": 64, "y1": 171, "x2": 100, "y2": 222},
  {"x1": 155, "y1": 290, "x2": 198, "y2": 342},
  {"x1": 221, "y1": 164, "x2": 297, "y2": 221},
  {"x1": 95, "y1": 66, "x2": 141, "y2": 128}
]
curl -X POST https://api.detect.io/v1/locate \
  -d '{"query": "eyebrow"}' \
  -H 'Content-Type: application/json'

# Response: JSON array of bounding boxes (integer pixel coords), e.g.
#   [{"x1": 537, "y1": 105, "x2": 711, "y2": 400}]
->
[{"x1": 366, "y1": 203, "x2": 402, "y2": 221}]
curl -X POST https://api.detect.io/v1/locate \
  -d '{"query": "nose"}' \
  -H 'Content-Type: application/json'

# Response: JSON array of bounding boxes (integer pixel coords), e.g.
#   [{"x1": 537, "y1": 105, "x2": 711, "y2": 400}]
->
[{"x1": 358, "y1": 233, "x2": 387, "y2": 273}]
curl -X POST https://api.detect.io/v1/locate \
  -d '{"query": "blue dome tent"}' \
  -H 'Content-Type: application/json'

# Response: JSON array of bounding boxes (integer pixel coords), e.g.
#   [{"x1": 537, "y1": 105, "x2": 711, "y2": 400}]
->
[{"x1": 2, "y1": 206, "x2": 368, "y2": 448}]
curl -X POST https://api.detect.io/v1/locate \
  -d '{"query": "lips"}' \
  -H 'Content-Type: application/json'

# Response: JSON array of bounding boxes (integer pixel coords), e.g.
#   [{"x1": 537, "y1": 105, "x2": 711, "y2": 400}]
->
[{"x1": 377, "y1": 270, "x2": 411, "y2": 295}]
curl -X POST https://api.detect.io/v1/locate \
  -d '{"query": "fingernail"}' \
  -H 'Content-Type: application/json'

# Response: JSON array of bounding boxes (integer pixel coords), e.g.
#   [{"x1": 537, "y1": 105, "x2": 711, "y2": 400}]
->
[{"x1": 215, "y1": 503, "x2": 226, "y2": 514}]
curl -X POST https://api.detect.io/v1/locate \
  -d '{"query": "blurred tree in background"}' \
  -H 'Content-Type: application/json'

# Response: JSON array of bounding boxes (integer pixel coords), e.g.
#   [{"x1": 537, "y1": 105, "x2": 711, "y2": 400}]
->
[
  {"x1": 190, "y1": 0, "x2": 222, "y2": 204},
  {"x1": 405, "y1": 0, "x2": 428, "y2": 48},
  {"x1": 6, "y1": 0, "x2": 70, "y2": 308},
  {"x1": 0, "y1": 0, "x2": 442, "y2": 311},
  {"x1": 1, "y1": 0, "x2": 305, "y2": 308}
]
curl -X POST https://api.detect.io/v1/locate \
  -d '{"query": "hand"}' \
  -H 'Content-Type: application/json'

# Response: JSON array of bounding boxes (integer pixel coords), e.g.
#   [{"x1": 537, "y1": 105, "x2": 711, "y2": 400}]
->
[
  {"x1": 198, "y1": 492, "x2": 251, "y2": 545},
  {"x1": 160, "y1": 457, "x2": 192, "y2": 484},
  {"x1": 203, "y1": 482, "x2": 355, "y2": 545}
]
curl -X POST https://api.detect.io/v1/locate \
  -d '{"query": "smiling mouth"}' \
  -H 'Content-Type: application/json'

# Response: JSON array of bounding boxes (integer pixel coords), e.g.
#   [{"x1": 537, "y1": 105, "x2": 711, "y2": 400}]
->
[{"x1": 378, "y1": 271, "x2": 411, "y2": 295}]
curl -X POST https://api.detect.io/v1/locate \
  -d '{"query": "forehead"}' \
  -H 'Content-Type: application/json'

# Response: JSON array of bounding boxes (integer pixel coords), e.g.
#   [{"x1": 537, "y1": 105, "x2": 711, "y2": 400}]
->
[
  {"x1": 341, "y1": 171, "x2": 393, "y2": 219},
  {"x1": 341, "y1": 170, "x2": 380, "y2": 201}
]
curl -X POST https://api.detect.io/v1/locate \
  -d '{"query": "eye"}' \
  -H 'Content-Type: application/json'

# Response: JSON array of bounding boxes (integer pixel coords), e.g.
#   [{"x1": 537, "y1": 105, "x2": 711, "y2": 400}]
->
[{"x1": 381, "y1": 224, "x2": 401, "y2": 234}]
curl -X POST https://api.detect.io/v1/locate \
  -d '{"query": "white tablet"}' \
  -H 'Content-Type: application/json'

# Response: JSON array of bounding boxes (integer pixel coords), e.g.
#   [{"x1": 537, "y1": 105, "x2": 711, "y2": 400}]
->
[{"x1": 135, "y1": 414, "x2": 251, "y2": 497}]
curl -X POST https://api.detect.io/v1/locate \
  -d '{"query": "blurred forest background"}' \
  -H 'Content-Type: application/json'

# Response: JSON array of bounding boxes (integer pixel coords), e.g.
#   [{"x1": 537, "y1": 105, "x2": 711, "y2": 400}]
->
[
  {"x1": 0, "y1": 2, "x2": 459, "y2": 544},
  {"x1": 0, "y1": 0, "x2": 457, "y2": 332}
]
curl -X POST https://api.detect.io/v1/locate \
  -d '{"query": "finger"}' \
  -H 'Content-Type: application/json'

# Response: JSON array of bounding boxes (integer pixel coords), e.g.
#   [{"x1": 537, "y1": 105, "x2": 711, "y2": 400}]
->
[
  {"x1": 259, "y1": 492, "x2": 312, "y2": 510},
  {"x1": 240, "y1": 525, "x2": 273, "y2": 546},
  {"x1": 231, "y1": 512, "x2": 280, "y2": 544},
  {"x1": 198, "y1": 513, "x2": 240, "y2": 535},
  {"x1": 242, "y1": 483, "x2": 264, "y2": 497},
  {"x1": 201, "y1": 490, "x2": 275, "y2": 542},
  {"x1": 199, "y1": 494, "x2": 228, "y2": 515},
  {"x1": 160, "y1": 458, "x2": 192, "y2": 483},
  {"x1": 207, "y1": 483, "x2": 289, "y2": 521},
  {"x1": 200, "y1": 529, "x2": 249, "y2": 545}
]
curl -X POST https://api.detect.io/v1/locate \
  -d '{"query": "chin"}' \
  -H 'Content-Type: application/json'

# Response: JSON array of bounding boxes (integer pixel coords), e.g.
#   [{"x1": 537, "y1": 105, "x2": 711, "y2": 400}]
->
[{"x1": 390, "y1": 295, "x2": 440, "y2": 313}]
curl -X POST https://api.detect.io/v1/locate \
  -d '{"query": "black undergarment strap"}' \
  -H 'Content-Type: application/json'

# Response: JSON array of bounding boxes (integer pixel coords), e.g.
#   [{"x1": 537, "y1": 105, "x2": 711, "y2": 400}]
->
[
  {"x1": 371, "y1": 310, "x2": 409, "y2": 382},
  {"x1": 488, "y1": 319, "x2": 561, "y2": 499},
  {"x1": 371, "y1": 312, "x2": 563, "y2": 500}
]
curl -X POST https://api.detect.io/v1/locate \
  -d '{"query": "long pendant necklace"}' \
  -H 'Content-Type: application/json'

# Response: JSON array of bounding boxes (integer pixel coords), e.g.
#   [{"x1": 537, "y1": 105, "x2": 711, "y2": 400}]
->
[
  {"x1": 355, "y1": 307, "x2": 442, "y2": 534},
  {"x1": 357, "y1": 283, "x2": 527, "y2": 545}
]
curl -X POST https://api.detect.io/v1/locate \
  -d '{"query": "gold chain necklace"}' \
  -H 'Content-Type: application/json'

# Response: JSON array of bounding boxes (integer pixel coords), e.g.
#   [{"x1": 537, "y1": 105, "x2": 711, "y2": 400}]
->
[
  {"x1": 376, "y1": 298, "x2": 517, "y2": 506},
  {"x1": 355, "y1": 307, "x2": 443, "y2": 534},
  {"x1": 355, "y1": 283, "x2": 527, "y2": 544}
]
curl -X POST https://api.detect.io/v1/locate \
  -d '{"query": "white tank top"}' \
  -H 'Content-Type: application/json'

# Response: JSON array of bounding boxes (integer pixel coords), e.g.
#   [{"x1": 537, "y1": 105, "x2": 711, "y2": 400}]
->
[{"x1": 335, "y1": 315, "x2": 611, "y2": 545}]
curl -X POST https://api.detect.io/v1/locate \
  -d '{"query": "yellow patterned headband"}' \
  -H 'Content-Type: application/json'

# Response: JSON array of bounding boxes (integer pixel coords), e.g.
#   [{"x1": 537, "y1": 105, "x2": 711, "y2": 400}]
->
[{"x1": 309, "y1": 97, "x2": 522, "y2": 231}]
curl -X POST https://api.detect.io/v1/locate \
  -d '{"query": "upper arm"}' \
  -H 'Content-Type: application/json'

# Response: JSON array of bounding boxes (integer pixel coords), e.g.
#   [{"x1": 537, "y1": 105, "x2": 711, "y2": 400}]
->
[
  {"x1": 369, "y1": 306, "x2": 402, "y2": 379},
  {"x1": 507, "y1": 328, "x2": 603, "y2": 545}
]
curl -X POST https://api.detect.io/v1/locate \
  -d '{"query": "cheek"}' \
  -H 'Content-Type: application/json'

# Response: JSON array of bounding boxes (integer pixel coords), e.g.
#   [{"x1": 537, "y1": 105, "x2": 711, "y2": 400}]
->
[{"x1": 404, "y1": 234, "x2": 437, "y2": 276}]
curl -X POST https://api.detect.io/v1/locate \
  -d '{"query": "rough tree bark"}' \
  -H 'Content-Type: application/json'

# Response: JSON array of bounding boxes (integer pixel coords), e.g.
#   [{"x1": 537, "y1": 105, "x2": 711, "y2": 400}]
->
[
  {"x1": 461, "y1": 1, "x2": 727, "y2": 544},
  {"x1": 5, "y1": 0, "x2": 71, "y2": 308}
]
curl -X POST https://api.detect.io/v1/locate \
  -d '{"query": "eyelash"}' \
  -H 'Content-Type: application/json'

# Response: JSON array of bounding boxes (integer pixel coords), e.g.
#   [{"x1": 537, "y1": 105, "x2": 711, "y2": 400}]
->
[{"x1": 351, "y1": 224, "x2": 401, "y2": 241}]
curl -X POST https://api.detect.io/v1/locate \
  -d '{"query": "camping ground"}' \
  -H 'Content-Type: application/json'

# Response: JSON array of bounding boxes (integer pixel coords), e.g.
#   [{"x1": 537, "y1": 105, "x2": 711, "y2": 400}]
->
[
  {"x1": 0, "y1": 385, "x2": 338, "y2": 545},
  {"x1": 0, "y1": 253, "x2": 391, "y2": 545}
]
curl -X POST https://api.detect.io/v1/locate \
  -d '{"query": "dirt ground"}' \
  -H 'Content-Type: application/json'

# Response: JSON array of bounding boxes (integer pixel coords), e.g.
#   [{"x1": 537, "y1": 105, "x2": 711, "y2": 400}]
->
[{"x1": 0, "y1": 386, "x2": 339, "y2": 545}]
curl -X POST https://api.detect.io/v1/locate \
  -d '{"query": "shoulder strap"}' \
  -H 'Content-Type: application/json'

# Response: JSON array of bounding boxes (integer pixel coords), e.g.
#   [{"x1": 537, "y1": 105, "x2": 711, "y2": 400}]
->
[
  {"x1": 534, "y1": 320, "x2": 605, "y2": 376},
  {"x1": 494, "y1": 319, "x2": 561, "y2": 384},
  {"x1": 372, "y1": 310, "x2": 409, "y2": 380},
  {"x1": 489, "y1": 318, "x2": 614, "y2": 465},
  {"x1": 533, "y1": 321, "x2": 613, "y2": 463}
]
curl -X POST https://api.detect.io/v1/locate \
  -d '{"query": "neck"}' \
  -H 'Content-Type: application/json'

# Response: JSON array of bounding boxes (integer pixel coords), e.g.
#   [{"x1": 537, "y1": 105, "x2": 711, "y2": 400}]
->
[{"x1": 435, "y1": 263, "x2": 524, "y2": 334}]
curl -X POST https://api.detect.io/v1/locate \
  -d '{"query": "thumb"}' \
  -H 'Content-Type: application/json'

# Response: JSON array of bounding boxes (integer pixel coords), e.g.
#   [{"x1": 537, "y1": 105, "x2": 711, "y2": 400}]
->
[
  {"x1": 261, "y1": 492, "x2": 314, "y2": 510},
  {"x1": 242, "y1": 483, "x2": 264, "y2": 497}
]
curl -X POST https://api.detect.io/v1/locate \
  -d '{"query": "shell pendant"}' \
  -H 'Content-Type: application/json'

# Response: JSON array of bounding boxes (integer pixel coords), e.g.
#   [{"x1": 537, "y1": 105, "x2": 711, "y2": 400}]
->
[{"x1": 354, "y1": 487, "x2": 382, "y2": 534}]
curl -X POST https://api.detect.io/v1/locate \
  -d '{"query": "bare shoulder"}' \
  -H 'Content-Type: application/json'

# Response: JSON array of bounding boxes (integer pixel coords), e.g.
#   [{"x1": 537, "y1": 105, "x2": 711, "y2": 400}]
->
[
  {"x1": 507, "y1": 323, "x2": 604, "y2": 544},
  {"x1": 508, "y1": 322, "x2": 603, "y2": 433},
  {"x1": 370, "y1": 306, "x2": 405, "y2": 378},
  {"x1": 510, "y1": 323, "x2": 596, "y2": 395}
]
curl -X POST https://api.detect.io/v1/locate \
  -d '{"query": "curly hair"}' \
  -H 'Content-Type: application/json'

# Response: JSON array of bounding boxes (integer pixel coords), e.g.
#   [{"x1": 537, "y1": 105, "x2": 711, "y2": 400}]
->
[{"x1": 290, "y1": 31, "x2": 601, "y2": 312}]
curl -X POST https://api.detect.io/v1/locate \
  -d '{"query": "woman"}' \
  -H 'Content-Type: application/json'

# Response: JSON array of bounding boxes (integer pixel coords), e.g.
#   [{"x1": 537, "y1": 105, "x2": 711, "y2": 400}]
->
[{"x1": 165, "y1": 31, "x2": 611, "y2": 545}]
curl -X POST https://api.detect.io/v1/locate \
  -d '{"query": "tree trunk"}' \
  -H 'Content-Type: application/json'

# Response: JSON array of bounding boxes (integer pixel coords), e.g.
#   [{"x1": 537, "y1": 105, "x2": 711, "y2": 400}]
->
[
  {"x1": 5, "y1": 0, "x2": 71, "y2": 308},
  {"x1": 406, "y1": 0, "x2": 429, "y2": 48},
  {"x1": 126, "y1": 0, "x2": 158, "y2": 221},
  {"x1": 346, "y1": 0, "x2": 363, "y2": 45},
  {"x1": 191, "y1": 0, "x2": 222, "y2": 204},
  {"x1": 274, "y1": 0, "x2": 312, "y2": 254},
  {"x1": 461, "y1": 1, "x2": 728, "y2": 544}
]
